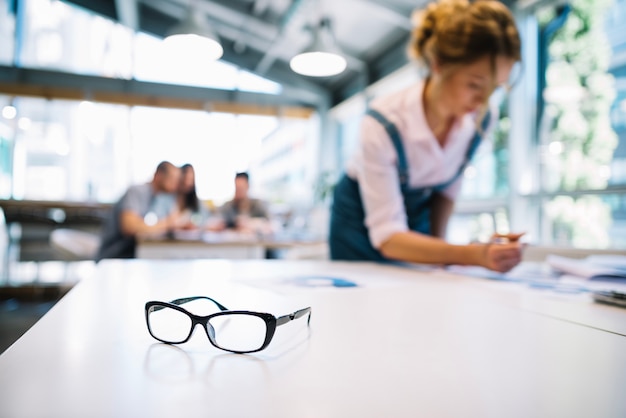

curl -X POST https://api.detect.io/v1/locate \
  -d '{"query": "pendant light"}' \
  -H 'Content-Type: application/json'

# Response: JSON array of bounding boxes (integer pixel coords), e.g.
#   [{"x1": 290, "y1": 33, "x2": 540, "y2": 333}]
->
[
  {"x1": 290, "y1": 17, "x2": 346, "y2": 77},
  {"x1": 165, "y1": 4, "x2": 223, "y2": 61}
]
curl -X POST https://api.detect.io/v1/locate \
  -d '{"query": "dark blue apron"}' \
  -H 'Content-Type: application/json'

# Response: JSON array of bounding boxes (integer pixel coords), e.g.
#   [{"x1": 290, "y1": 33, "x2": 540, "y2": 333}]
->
[{"x1": 329, "y1": 108, "x2": 490, "y2": 262}]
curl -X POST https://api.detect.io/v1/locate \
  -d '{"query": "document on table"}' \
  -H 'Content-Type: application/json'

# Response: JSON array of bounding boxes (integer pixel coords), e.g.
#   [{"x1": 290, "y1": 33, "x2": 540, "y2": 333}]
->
[
  {"x1": 445, "y1": 256, "x2": 626, "y2": 294},
  {"x1": 545, "y1": 254, "x2": 626, "y2": 294},
  {"x1": 546, "y1": 254, "x2": 626, "y2": 280}
]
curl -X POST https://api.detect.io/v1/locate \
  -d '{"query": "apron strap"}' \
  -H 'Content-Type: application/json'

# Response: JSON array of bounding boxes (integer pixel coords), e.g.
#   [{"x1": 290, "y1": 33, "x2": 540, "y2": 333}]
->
[
  {"x1": 366, "y1": 109, "x2": 410, "y2": 187},
  {"x1": 434, "y1": 111, "x2": 491, "y2": 191},
  {"x1": 366, "y1": 108, "x2": 491, "y2": 192}
]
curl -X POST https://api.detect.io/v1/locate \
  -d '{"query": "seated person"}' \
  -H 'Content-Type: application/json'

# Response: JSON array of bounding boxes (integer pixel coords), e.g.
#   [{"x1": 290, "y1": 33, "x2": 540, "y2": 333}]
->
[
  {"x1": 177, "y1": 163, "x2": 211, "y2": 229},
  {"x1": 96, "y1": 161, "x2": 183, "y2": 261},
  {"x1": 219, "y1": 172, "x2": 272, "y2": 235}
]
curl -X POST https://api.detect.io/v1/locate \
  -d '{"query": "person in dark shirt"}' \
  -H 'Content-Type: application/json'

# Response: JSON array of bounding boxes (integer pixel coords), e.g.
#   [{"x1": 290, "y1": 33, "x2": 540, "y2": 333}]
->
[
  {"x1": 219, "y1": 172, "x2": 271, "y2": 233},
  {"x1": 96, "y1": 161, "x2": 183, "y2": 261}
]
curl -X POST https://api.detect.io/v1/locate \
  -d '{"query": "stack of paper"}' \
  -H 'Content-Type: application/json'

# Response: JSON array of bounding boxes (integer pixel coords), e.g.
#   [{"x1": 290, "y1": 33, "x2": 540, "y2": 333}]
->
[{"x1": 546, "y1": 254, "x2": 626, "y2": 280}]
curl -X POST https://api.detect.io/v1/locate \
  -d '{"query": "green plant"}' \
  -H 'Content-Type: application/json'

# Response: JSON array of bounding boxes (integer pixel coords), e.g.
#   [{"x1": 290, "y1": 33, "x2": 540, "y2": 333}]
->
[
  {"x1": 540, "y1": 0, "x2": 617, "y2": 248},
  {"x1": 313, "y1": 171, "x2": 336, "y2": 206}
]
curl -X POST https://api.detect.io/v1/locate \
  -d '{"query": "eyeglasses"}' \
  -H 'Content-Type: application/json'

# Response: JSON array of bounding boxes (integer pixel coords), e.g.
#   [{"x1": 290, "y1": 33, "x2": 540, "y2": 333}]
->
[{"x1": 145, "y1": 296, "x2": 311, "y2": 354}]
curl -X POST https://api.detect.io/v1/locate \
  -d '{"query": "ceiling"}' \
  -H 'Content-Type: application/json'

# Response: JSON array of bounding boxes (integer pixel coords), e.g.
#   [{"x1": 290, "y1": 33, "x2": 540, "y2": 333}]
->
[
  {"x1": 2, "y1": 0, "x2": 527, "y2": 111},
  {"x1": 60, "y1": 0, "x2": 440, "y2": 106}
]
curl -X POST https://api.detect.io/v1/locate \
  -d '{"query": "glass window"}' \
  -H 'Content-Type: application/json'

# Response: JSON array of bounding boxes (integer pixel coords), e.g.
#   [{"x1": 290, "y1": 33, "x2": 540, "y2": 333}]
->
[
  {"x1": 13, "y1": 0, "x2": 283, "y2": 94},
  {"x1": 538, "y1": 1, "x2": 619, "y2": 192},
  {"x1": 18, "y1": 0, "x2": 133, "y2": 78},
  {"x1": 129, "y1": 107, "x2": 279, "y2": 203},
  {"x1": 2, "y1": 95, "x2": 315, "y2": 206},
  {"x1": 533, "y1": 0, "x2": 626, "y2": 248},
  {"x1": 447, "y1": 208, "x2": 510, "y2": 245},
  {"x1": 0, "y1": 96, "x2": 15, "y2": 198},
  {"x1": 606, "y1": 0, "x2": 626, "y2": 185},
  {"x1": 541, "y1": 194, "x2": 626, "y2": 249},
  {"x1": 8, "y1": 97, "x2": 132, "y2": 202},
  {"x1": 0, "y1": 0, "x2": 306, "y2": 207},
  {"x1": 253, "y1": 118, "x2": 319, "y2": 207},
  {"x1": 460, "y1": 93, "x2": 512, "y2": 199},
  {"x1": 0, "y1": 0, "x2": 15, "y2": 65}
]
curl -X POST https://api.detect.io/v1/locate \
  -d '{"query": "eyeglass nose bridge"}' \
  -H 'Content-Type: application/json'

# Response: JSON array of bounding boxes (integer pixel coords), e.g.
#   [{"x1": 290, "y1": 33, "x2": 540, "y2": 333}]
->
[
  {"x1": 204, "y1": 320, "x2": 217, "y2": 343},
  {"x1": 186, "y1": 317, "x2": 217, "y2": 345}
]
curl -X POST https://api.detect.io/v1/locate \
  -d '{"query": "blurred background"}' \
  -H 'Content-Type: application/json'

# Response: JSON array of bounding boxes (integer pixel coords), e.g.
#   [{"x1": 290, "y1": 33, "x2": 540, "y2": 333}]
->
[{"x1": 1, "y1": 0, "x2": 626, "y2": 351}]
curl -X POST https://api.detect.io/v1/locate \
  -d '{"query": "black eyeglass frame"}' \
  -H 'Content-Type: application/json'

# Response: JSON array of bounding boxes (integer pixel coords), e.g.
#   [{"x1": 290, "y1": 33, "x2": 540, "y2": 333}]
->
[{"x1": 145, "y1": 296, "x2": 311, "y2": 354}]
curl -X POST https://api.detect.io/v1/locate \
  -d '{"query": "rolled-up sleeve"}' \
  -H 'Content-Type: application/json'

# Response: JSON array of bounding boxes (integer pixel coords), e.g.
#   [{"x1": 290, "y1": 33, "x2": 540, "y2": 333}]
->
[{"x1": 354, "y1": 115, "x2": 409, "y2": 249}]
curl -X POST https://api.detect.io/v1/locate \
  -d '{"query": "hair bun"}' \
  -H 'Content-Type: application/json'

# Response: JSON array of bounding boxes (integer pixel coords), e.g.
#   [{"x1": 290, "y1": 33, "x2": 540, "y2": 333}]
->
[
  {"x1": 410, "y1": 0, "x2": 470, "y2": 65},
  {"x1": 408, "y1": 0, "x2": 520, "y2": 70}
]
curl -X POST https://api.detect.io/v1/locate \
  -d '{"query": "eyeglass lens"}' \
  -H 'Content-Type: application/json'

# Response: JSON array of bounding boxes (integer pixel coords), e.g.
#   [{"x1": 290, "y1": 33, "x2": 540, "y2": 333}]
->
[
  {"x1": 148, "y1": 305, "x2": 192, "y2": 344},
  {"x1": 210, "y1": 313, "x2": 267, "y2": 353},
  {"x1": 148, "y1": 305, "x2": 268, "y2": 352}
]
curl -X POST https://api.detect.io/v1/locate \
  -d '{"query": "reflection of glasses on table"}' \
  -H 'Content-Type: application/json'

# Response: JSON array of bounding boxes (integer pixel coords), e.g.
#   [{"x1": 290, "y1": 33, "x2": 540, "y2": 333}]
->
[{"x1": 145, "y1": 296, "x2": 311, "y2": 354}]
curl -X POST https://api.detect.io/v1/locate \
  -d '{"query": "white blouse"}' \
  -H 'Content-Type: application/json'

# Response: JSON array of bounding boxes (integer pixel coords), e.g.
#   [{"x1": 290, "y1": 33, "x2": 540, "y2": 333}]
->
[{"x1": 345, "y1": 80, "x2": 496, "y2": 249}]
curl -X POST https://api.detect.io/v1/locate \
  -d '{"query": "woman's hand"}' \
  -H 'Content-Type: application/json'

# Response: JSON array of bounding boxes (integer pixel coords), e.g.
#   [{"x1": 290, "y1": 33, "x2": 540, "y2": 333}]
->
[
  {"x1": 474, "y1": 232, "x2": 525, "y2": 272},
  {"x1": 482, "y1": 241, "x2": 524, "y2": 273}
]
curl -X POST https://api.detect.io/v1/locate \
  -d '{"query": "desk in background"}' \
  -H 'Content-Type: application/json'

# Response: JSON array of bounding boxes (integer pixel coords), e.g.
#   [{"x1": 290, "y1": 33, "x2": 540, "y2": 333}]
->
[
  {"x1": 0, "y1": 259, "x2": 625, "y2": 418},
  {"x1": 136, "y1": 230, "x2": 328, "y2": 260},
  {"x1": 0, "y1": 199, "x2": 109, "y2": 262}
]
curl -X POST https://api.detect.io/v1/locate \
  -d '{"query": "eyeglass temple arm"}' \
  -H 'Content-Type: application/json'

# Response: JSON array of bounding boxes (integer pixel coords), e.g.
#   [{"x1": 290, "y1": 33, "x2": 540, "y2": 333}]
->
[
  {"x1": 276, "y1": 307, "x2": 311, "y2": 327},
  {"x1": 170, "y1": 296, "x2": 229, "y2": 311}
]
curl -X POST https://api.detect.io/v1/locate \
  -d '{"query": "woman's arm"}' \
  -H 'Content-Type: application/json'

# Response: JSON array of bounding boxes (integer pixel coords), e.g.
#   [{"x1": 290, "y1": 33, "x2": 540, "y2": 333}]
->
[
  {"x1": 120, "y1": 210, "x2": 178, "y2": 236},
  {"x1": 429, "y1": 192, "x2": 454, "y2": 239},
  {"x1": 379, "y1": 231, "x2": 523, "y2": 273}
]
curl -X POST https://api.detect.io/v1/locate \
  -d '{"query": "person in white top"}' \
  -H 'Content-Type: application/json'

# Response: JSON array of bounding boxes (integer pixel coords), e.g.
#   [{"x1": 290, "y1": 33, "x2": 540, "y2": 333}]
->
[{"x1": 329, "y1": 0, "x2": 524, "y2": 273}]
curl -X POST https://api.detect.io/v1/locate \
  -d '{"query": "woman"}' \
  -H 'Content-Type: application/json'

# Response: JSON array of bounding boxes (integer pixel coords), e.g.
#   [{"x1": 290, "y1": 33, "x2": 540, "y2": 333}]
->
[
  {"x1": 329, "y1": 0, "x2": 524, "y2": 272},
  {"x1": 177, "y1": 163, "x2": 209, "y2": 229}
]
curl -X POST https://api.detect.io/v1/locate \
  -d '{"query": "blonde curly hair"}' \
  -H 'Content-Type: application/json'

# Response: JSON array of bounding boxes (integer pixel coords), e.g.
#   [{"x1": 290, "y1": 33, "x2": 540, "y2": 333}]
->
[{"x1": 410, "y1": 0, "x2": 521, "y2": 71}]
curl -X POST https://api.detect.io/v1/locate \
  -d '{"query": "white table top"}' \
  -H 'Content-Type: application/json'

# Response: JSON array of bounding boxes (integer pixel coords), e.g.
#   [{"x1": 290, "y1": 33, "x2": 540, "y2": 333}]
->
[{"x1": 1, "y1": 260, "x2": 625, "y2": 418}]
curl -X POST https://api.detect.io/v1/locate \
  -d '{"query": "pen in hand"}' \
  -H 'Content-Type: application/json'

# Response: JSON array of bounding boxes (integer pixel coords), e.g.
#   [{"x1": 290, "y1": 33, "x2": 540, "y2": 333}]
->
[
  {"x1": 489, "y1": 232, "x2": 526, "y2": 244},
  {"x1": 482, "y1": 232, "x2": 526, "y2": 273}
]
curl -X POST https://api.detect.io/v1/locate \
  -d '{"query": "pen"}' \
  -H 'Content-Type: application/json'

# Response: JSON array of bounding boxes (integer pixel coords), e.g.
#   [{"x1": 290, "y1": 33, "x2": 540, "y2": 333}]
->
[{"x1": 490, "y1": 232, "x2": 526, "y2": 244}]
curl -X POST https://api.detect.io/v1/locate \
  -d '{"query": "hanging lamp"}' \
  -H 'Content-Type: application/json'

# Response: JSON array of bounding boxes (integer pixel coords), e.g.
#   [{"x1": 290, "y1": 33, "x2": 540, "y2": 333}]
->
[
  {"x1": 290, "y1": 17, "x2": 346, "y2": 77},
  {"x1": 165, "y1": 5, "x2": 223, "y2": 61}
]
